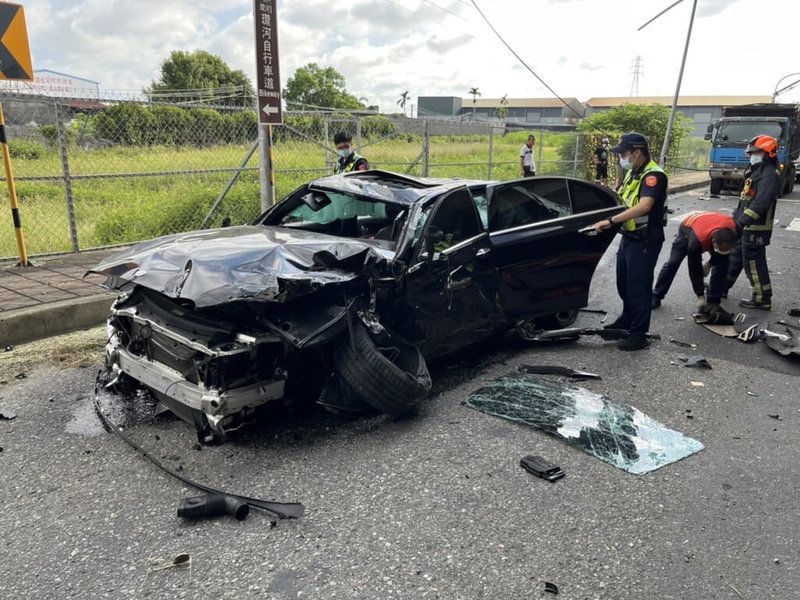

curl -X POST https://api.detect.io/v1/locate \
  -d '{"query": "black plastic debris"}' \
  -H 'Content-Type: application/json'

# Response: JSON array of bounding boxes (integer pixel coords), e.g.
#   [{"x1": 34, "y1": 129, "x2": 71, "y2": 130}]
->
[
  {"x1": 520, "y1": 455, "x2": 565, "y2": 482},
  {"x1": 177, "y1": 493, "x2": 250, "y2": 521},
  {"x1": 768, "y1": 414, "x2": 782, "y2": 421},
  {"x1": 0, "y1": 411, "x2": 16, "y2": 420},
  {"x1": 682, "y1": 356, "x2": 712, "y2": 369},
  {"x1": 669, "y1": 337, "x2": 696, "y2": 348},
  {"x1": 788, "y1": 308, "x2": 800, "y2": 317},
  {"x1": 4, "y1": 345, "x2": 12, "y2": 352},
  {"x1": 14, "y1": 373, "x2": 26, "y2": 380},
  {"x1": 518, "y1": 365, "x2": 601, "y2": 380},
  {"x1": 518, "y1": 326, "x2": 659, "y2": 343},
  {"x1": 544, "y1": 581, "x2": 559, "y2": 595}
]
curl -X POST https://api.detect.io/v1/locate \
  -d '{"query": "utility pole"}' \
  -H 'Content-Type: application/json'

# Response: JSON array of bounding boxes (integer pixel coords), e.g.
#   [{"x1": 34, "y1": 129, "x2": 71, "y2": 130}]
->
[{"x1": 638, "y1": 0, "x2": 698, "y2": 168}]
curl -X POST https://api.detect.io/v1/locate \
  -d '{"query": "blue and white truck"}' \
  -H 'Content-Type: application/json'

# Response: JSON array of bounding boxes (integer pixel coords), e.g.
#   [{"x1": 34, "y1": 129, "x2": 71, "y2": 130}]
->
[{"x1": 704, "y1": 103, "x2": 800, "y2": 196}]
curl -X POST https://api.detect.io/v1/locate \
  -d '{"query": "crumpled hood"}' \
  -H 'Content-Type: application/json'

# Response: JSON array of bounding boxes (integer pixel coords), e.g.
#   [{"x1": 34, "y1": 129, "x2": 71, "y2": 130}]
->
[{"x1": 90, "y1": 225, "x2": 390, "y2": 307}]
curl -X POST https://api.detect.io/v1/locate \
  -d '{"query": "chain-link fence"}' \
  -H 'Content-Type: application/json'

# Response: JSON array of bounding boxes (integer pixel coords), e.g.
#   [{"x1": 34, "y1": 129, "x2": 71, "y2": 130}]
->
[{"x1": 0, "y1": 92, "x2": 708, "y2": 260}]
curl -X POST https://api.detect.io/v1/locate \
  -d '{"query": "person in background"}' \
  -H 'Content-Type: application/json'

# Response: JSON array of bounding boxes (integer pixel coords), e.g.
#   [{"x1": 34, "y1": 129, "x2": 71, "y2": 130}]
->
[
  {"x1": 520, "y1": 134, "x2": 536, "y2": 177},
  {"x1": 594, "y1": 138, "x2": 610, "y2": 186},
  {"x1": 725, "y1": 135, "x2": 780, "y2": 310},
  {"x1": 651, "y1": 211, "x2": 739, "y2": 312},
  {"x1": 592, "y1": 132, "x2": 667, "y2": 351},
  {"x1": 333, "y1": 132, "x2": 369, "y2": 173}
]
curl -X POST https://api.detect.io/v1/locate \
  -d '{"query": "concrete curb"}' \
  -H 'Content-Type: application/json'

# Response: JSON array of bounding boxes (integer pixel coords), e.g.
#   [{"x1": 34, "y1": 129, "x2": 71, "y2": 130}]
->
[
  {"x1": 668, "y1": 178, "x2": 708, "y2": 196},
  {"x1": 0, "y1": 293, "x2": 116, "y2": 347}
]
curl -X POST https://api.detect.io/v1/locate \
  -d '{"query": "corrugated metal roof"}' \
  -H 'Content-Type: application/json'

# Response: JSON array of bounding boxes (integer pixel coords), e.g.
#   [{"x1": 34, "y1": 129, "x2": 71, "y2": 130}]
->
[
  {"x1": 584, "y1": 96, "x2": 773, "y2": 107},
  {"x1": 466, "y1": 98, "x2": 581, "y2": 108}
]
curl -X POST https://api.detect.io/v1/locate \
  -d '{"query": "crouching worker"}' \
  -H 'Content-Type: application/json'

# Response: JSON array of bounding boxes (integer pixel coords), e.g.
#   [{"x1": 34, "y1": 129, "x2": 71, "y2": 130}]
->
[{"x1": 651, "y1": 211, "x2": 738, "y2": 313}]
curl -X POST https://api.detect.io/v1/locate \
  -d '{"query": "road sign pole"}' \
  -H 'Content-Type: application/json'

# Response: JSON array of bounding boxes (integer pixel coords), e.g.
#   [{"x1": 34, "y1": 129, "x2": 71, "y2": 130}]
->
[
  {"x1": 253, "y1": 0, "x2": 282, "y2": 211},
  {"x1": 258, "y1": 123, "x2": 275, "y2": 213},
  {"x1": 0, "y1": 102, "x2": 29, "y2": 266}
]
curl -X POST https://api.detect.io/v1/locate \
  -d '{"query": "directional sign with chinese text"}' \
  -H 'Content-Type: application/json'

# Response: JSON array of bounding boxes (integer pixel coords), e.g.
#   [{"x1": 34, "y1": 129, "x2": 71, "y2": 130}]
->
[
  {"x1": 254, "y1": 0, "x2": 282, "y2": 124},
  {"x1": 0, "y1": 1, "x2": 32, "y2": 81}
]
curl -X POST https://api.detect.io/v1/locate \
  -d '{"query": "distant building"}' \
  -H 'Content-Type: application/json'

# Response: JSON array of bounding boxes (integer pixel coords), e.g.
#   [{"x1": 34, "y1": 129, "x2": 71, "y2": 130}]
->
[
  {"x1": 418, "y1": 94, "x2": 775, "y2": 136},
  {"x1": 584, "y1": 95, "x2": 773, "y2": 137},
  {"x1": 10, "y1": 69, "x2": 102, "y2": 98}
]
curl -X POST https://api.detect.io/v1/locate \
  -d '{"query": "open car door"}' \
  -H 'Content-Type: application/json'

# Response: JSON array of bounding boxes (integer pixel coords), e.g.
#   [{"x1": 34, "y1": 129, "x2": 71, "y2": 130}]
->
[{"x1": 403, "y1": 186, "x2": 504, "y2": 359}]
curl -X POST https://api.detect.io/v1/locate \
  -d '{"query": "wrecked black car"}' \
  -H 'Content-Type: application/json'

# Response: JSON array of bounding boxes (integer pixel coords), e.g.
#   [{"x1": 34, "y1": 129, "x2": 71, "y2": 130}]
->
[{"x1": 92, "y1": 170, "x2": 622, "y2": 442}]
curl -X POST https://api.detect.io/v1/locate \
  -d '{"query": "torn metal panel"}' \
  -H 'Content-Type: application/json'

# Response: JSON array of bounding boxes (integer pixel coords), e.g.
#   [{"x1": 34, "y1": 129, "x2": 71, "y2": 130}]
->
[
  {"x1": 90, "y1": 226, "x2": 390, "y2": 307},
  {"x1": 764, "y1": 326, "x2": 800, "y2": 356},
  {"x1": 463, "y1": 373, "x2": 704, "y2": 474}
]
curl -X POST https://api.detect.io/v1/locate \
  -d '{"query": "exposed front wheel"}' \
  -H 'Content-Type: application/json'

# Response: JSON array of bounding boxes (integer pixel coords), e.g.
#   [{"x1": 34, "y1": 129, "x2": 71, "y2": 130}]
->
[
  {"x1": 334, "y1": 321, "x2": 431, "y2": 416},
  {"x1": 709, "y1": 178, "x2": 722, "y2": 195}
]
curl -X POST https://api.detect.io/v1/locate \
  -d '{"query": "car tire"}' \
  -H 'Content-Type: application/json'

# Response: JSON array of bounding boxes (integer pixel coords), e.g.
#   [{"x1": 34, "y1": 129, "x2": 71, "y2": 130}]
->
[
  {"x1": 536, "y1": 309, "x2": 578, "y2": 330},
  {"x1": 334, "y1": 321, "x2": 432, "y2": 416},
  {"x1": 709, "y1": 179, "x2": 722, "y2": 195}
]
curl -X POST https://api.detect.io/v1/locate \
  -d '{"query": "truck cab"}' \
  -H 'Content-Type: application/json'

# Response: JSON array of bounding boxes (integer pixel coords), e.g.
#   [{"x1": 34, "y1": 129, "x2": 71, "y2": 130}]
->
[{"x1": 705, "y1": 103, "x2": 800, "y2": 197}]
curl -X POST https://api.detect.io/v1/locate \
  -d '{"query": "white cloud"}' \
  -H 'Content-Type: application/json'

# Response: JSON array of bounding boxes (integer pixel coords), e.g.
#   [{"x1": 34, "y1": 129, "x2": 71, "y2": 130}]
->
[{"x1": 21, "y1": 0, "x2": 800, "y2": 110}]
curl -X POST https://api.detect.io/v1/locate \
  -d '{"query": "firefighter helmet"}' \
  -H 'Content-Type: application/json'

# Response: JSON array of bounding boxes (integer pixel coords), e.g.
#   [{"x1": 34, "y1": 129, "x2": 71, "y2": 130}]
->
[{"x1": 745, "y1": 135, "x2": 778, "y2": 159}]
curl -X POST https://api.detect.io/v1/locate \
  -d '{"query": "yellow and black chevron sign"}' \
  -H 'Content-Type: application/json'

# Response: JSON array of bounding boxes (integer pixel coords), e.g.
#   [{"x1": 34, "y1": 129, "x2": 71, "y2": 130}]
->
[{"x1": 0, "y1": 1, "x2": 32, "y2": 81}]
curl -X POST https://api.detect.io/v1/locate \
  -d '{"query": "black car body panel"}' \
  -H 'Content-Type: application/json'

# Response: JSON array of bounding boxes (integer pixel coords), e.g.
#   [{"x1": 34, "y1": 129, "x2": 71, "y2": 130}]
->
[{"x1": 92, "y1": 170, "x2": 622, "y2": 440}]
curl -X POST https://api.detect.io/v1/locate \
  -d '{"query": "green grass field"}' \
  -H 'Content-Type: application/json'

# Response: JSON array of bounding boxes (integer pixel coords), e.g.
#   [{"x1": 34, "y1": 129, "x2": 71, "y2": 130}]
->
[{"x1": 0, "y1": 129, "x2": 631, "y2": 258}]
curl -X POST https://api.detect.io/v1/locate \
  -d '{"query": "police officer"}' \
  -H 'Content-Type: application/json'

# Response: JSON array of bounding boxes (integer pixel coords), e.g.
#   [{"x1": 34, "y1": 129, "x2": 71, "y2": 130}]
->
[
  {"x1": 651, "y1": 211, "x2": 738, "y2": 311},
  {"x1": 593, "y1": 132, "x2": 668, "y2": 351},
  {"x1": 725, "y1": 135, "x2": 780, "y2": 310},
  {"x1": 333, "y1": 132, "x2": 369, "y2": 173}
]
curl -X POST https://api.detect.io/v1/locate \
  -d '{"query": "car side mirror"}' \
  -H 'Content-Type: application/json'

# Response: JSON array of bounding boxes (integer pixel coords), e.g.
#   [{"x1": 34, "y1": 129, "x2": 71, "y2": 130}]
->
[{"x1": 703, "y1": 133, "x2": 711, "y2": 141}]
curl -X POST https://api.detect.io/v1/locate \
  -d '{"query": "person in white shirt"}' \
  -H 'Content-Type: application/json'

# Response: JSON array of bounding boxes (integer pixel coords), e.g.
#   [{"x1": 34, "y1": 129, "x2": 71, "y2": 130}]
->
[{"x1": 520, "y1": 134, "x2": 536, "y2": 177}]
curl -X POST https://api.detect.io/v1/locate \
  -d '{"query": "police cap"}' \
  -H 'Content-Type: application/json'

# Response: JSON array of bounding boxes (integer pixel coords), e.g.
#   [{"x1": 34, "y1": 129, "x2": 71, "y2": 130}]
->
[{"x1": 610, "y1": 132, "x2": 649, "y2": 154}]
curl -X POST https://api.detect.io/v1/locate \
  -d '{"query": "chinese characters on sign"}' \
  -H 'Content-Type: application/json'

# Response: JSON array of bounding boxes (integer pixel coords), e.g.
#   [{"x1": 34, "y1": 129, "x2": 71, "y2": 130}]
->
[{"x1": 254, "y1": 0, "x2": 282, "y2": 124}]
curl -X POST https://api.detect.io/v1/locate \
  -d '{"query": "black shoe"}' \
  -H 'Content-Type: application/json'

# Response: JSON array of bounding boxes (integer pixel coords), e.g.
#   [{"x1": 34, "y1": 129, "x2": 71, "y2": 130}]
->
[
  {"x1": 603, "y1": 317, "x2": 630, "y2": 330},
  {"x1": 738, "y1": 299, "x2": 771, "y2": 310},
  {"x1": 617, "y1": 334, "x2": 649, "y2": 351},
  {"x1": 651, "y1": 295, "x2": 662, "y2": 309}
]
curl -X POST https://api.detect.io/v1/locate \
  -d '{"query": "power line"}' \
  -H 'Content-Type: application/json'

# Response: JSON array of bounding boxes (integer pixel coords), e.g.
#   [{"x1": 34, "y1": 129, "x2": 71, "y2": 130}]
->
[{"x1": 468, "y1": 0, "x2": 586, "y2": 124}]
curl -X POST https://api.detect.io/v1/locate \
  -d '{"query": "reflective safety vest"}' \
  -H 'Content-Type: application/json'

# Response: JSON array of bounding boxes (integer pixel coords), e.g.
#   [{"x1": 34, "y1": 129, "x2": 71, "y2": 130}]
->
[
  {"x1": 617, "y1": 159, "x2": 666, "y2": 232},
  {"x1": 335, "y1": 152, "x2": 366, "y2": 174}
]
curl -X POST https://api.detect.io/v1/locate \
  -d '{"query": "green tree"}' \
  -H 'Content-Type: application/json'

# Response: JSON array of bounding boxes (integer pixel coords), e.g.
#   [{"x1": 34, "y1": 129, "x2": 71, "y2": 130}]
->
[
  {"x1": 282, "y1": 63, "x2": 364, "y2": 110},
  {"x1": 578, "y1": 103, "x2": 692, "y2": 163},
  {"x1": 146, "y1": 50, "x2": 255, "y2": 106},
  {"x1": 468, "y1": 87, "x2": 481, "y2": 120},
  {"x1": 560, "y1": 103, "x2": 694, "y2": 178},
  {"x1": 495, "y1": 94, "x2": 509, "y2": 120}
]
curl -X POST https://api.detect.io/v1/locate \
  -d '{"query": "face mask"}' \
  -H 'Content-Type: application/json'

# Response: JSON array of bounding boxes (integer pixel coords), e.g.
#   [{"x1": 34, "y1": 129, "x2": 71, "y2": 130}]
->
[
  {"x1": 749, "y1": 154, "x2": 763, "y2": 166},
  {"x1": 337, "y1": 148, "x2": 352, "y2": 158},
  {"x1": 713, "y1": 245, "x2": 732, "y2": 256},
  {"x1": 619, "y1": 156, "x2": 633, "y2": 170}
]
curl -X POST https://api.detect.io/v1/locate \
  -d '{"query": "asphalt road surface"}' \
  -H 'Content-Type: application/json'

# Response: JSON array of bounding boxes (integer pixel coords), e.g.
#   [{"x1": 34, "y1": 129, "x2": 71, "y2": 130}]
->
[{"x1": 1, "y1": 186, "x2": 799, "y2": 599}]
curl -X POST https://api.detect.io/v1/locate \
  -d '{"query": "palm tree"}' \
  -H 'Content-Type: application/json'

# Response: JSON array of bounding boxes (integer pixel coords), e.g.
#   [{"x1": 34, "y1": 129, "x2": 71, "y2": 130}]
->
[
  {"x1": 468, "y1": 87, "x2": 481, "y2": 120},
  {"x1": 397, "y1": 91, "x2": 410, "y2": 117}
]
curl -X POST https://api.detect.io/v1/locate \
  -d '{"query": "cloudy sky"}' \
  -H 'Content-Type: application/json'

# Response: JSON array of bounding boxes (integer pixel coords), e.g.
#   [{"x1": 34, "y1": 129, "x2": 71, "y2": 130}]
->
[{"x1": 19, "y1": 0, "x2": 800, "y2": 112}]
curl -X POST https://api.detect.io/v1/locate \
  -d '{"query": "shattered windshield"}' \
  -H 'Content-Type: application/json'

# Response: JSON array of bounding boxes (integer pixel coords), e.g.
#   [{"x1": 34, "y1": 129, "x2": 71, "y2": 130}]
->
[
  {"x1": 286, "y1": 193, "x2": 389, "y2": 225},
  {"x1": 463, "y1": 372, "x2": 704, "y2": 475},
  {"x1": 716, "y1": 121, "x2": 784, "y2": 145}
]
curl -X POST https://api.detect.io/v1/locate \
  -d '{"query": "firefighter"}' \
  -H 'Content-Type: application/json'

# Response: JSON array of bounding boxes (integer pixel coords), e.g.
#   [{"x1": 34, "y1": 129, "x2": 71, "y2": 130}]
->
[
  {"x1": 333, "y1": 132, "x2": 369, "y2": 173},
  {"x1": 651, "y1": 211, "x2": 738, "y2": 311},
  {"x1": 593, "y1": 132, "x2": 668, "y2": 351},
  {"x1": 726, "y1": 135, "x2": 780, "y2": 310}
]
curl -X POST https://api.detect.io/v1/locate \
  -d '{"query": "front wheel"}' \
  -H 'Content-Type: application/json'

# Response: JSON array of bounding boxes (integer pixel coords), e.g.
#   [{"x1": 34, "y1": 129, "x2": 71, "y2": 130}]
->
[
  {"x1": 709, "y1": 178, "x2": 722, "y2": 195},
  {"x1": 334, "y1": 321, "x2": 432, "y2": 416}
]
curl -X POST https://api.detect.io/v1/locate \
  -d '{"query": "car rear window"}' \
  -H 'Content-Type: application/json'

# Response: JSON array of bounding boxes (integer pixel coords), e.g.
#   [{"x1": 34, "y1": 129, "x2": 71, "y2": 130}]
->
[{"x1": 569, "y1": 180, "x2": 619, "y2": 213}]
